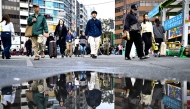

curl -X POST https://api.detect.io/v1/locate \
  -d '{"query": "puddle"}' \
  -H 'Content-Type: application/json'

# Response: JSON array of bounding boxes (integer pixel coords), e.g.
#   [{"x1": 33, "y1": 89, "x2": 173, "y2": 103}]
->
[{"x1": 0, "y1": 71, "x2": 189, "y2": 109}]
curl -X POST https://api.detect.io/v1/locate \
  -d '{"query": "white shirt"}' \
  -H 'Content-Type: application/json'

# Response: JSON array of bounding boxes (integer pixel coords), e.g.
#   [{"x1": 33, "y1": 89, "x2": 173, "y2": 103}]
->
[
  {"x1": 141, "y1": 21, "x2": 154, "y2": 36},
  {"x1": 1, "y1": 90, "x2": 16, "y2": 106},
  {"x1": 1, "y1": 20, "x2": 15, "y2": 36}
]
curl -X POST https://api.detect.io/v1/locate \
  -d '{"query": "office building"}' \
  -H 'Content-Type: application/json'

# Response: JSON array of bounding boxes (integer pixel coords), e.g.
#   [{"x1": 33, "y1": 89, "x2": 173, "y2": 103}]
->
[{"x1": 115, "y1": 0, "x2": 163, "y2": 45}]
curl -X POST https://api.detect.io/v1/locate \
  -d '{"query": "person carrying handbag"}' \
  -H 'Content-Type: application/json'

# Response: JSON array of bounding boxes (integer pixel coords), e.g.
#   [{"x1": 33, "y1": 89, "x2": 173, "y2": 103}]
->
[
  {"x1": 27, "y1": 4, "x2": 49, "y2": 60},
  {"x1": 124, "y1": 4, "x2": 146, "y2": 60}
]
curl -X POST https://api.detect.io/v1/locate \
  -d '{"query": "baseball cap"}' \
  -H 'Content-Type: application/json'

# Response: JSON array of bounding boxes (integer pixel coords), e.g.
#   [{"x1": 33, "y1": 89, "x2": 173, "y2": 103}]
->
[{"x1": 131, "y1": 4, "x2": 138, "y2": 10}]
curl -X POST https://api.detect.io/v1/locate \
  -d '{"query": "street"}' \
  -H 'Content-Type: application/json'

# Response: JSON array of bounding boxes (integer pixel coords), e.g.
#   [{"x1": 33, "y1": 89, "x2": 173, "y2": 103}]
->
[{"x1": 0, "y1": 55, "x2": 190, "y2": 88}]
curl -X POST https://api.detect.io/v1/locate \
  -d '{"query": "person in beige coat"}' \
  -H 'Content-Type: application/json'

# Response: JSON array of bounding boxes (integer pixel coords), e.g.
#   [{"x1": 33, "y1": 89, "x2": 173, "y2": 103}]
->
[{"x1": 141, "y1": 13, "x2": 154, "y2": 58}]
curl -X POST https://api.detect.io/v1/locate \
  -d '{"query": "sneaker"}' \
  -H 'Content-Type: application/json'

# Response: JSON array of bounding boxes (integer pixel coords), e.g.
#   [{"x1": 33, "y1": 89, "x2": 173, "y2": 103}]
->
[
  {"x1": 140, "y1": 56, "x2": 147, "y2": 60},
  {"x1": 145, "y1": 55, "x2": 150, "y2": 58}
]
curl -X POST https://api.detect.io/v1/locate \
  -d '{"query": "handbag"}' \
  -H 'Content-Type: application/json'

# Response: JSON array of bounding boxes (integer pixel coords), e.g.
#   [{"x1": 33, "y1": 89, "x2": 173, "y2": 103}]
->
[
  {"x1": 25, "y1": 90, "x2": 33, "y2": 102},
  {"x1": 25, "y1": 26, "x2": 33, "y2": 37},
  {"x1": 130, "y1": 22, "x2": 141, "y2": 31},
  {"x1": 48, "y1": 90, "x2": 55, "y2": 97},
  {"x1": 152, "y1": 41, "x2": 158, "y2": 51}
]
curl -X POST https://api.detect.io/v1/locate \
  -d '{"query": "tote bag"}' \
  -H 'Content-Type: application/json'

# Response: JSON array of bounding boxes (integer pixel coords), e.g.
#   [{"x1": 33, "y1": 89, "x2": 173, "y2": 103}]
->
[{"x1": 25, "y1": 26, "x2": 33, "y2": 37}]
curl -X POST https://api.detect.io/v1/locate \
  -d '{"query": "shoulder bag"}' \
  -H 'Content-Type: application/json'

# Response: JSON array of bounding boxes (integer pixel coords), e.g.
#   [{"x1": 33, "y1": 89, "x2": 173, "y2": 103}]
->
[
  {"x1": 25, "y1": 26, "x2": 33, "y2": 37},
  {"x1": 130, "y1": 22, "x2": 141, "y2": 32}
]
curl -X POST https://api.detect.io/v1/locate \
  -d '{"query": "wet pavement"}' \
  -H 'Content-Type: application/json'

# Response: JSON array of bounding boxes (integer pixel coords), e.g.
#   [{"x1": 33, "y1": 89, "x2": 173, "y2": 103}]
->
[{"x1": 0, "y1": 55, "x2": 190, "y2": 87}]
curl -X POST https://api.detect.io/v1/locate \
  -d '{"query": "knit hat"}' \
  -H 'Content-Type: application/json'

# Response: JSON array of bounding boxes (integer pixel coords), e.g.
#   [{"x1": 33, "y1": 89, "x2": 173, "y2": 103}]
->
[{"x1": 131, "y1": 4, "x2": 138, "y2": 10}]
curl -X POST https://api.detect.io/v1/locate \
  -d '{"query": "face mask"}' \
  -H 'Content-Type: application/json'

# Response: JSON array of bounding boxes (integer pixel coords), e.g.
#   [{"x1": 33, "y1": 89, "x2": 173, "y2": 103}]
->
[{"x1": 132, "y1": 9, "x2": 137, "y2": 14}]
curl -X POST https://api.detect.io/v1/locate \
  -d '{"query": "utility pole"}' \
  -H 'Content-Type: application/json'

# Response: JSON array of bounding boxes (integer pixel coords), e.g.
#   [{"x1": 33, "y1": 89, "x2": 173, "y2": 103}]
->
[{"x1": 122, "y1": 0, "x2": 127, "y2": 47}]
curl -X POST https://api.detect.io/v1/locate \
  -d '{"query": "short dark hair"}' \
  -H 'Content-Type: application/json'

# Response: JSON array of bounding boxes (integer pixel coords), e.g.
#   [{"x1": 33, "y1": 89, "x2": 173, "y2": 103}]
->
[
  {"x1": 155, "y1": 18, "x2": 160, "y2": 25},
  {"x1": 91, "y1": 11, "x2": 97, "y2": 15},
  {"x1": 1, "y1": 14, "x2": 10, "y2": 25}
]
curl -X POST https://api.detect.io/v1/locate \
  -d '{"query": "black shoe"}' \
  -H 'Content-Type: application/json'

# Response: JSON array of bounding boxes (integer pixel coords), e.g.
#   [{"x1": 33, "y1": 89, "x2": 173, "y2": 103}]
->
[
  {"x1": 92, "y1": 55, "x2": 97, "y2": 59},
  {"x1": 140, "y1": 56, "x2": 147, "y2": 60},
  {"x1": 6, "y1": 57, "x2": 11, "y2": 59},
  {"x1": 2, "y1": 52, "x2": 4, "y2": 59},
  {"x1": 62, "y1": 55, "x2": 64, "y2": 58},
  {"x1": 125, "y1": 57, "x2": 131, "y2": 60}
]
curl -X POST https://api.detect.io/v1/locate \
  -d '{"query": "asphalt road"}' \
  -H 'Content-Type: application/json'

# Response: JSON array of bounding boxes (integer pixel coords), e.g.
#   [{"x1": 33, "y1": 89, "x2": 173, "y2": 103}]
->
[{"x1": 0, "y1": 55, "x2": 190, "y2": 87}]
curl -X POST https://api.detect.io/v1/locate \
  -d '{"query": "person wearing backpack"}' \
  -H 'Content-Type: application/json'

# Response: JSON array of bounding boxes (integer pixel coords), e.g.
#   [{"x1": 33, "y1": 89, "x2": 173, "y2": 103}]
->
[{"x1": 1, "y1": 14, "x2": 15, "y2": 59}]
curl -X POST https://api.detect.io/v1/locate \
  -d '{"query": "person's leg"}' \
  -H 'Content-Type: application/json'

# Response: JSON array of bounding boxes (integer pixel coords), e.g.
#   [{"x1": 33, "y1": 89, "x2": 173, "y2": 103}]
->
[
  {"x1": 2, "y1": 32, "x2": 12, "y2": 58},
  {"x1": 94, "y1": 37, "x2": 100, "y2": 56},
  {"x1": 147, "y1": 33, "x2": 152, "y2": 55},
  {"x1": 38, "y1": 36, "x2": 45, "y2": 58},
  {"x1": 142, "y1": 33, "x2": 149, "y2": 56},
  {"x1": 65, "y1": 42, "x2": 69, "y2": 56},
  {"x1": 69, "y1": 43, "x2": 72, "y2": 57},
  {"x1": 134, "y1": 33, "x2": 144, "y2": 58},
  {"x1": 125, "y1": 38, "x2": 133, "y2": 59},
  {"x1": 80, "y1": 45, "x2": 83, "y2": 55},
  {"x1": 31, "y1": 37, "x2": 39, "y2": 59},
  {"x1": 89, "y1": 36, "x2": 96, "y2": 55}
]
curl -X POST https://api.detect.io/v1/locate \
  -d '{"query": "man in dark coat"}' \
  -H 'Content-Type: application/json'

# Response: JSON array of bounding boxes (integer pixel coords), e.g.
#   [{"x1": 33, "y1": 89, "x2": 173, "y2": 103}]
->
[{"x1": 25, "y1": 37, "x2": 32, "y2": 57}]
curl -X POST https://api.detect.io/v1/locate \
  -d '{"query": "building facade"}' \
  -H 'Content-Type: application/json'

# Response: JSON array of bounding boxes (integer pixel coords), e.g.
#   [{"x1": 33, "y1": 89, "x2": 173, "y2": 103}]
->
[{"x1": 115, "y1": 0, "x2": 163, "y2": 45}]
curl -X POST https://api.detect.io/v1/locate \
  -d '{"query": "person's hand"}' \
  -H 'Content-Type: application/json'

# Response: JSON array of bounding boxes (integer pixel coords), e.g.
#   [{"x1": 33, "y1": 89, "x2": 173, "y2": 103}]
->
[
  {"x1": 152, "y1": 36, "x2": 155, "y2": 41},
  {"x1": 44, "y1": 90, "x2": 48, "y2": 95},
  {"x1": 32, "y1": 18, "x2": 36, "y2": 22},
  {"x1": 44, "y1": 33, "x2": 49, "y2": 38}
]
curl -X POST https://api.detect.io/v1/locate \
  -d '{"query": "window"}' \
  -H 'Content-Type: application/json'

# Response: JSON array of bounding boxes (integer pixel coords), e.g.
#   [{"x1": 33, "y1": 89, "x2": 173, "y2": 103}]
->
[
  {"x1": 59, "y1": 4, "x2": 64, "y2": 9},
  {"x1": 53, "y1": 2, "x2": 59, "y2": 8},
  {"x1": 40, "y1": 9, "x2": 45, "y2": 13},
  {"x1": 115, "y1": 15, "x2": 123, "y2": 21},
  {"x1": 115, "y1": 34, "x2": 122, "y2": 39},
  {"x1": 115, "y1": 6, "x2": 123, "y2": 13},
  {"x1": 115, "y1": 24, "x2": 123, "y2": 30},
  {"x1": 53, "y1": 10, "x2": 58, "y2": 16},
  {"x1": 115, "y1": 0, "x2": 123, "y2": 4}
]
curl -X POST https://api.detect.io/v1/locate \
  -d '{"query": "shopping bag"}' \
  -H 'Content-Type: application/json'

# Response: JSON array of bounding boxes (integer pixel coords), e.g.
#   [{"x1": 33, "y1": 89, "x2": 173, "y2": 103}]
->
[
  {"x1": 25, "y1": 90, "x2": 33, "y2": 102},
  {"x1": 152, "y1": 41, "x2": 158, "y2": 50},
  {"x1": 25, "y1": 26, "x2": 33, "y2": 37},
  {"x1": 48, "y1": 90, "x2": 55, "y2": 97}
]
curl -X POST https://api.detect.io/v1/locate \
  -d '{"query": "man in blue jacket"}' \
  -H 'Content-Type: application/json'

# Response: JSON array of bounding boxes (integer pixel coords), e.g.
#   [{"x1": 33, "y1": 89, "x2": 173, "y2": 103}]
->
[{"x1": 85, "y1": 11, "x2": 102, "y2": 59}]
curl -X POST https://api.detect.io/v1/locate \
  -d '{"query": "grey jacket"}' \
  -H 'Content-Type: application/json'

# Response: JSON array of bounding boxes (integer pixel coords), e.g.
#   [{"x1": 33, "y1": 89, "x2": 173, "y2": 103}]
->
[{"x1": 153, "y1": 25, "x2": 165, "y2": 39}]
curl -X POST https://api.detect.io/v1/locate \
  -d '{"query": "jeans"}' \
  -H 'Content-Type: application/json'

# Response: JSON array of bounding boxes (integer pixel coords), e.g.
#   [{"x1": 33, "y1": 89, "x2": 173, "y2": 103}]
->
[
  {"x1": 1, "y1": 32, "x2": 11, "y2": 58},
  {"x1": 80, "y1": 71, "x2": 86, "y2": 80},
  {"x1": 80, "y1": 45, "x2": 86, "y2": 55}
]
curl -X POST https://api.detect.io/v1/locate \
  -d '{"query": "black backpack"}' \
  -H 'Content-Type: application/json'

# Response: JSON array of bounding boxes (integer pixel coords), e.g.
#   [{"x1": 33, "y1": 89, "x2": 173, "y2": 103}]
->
[{"x1": 85, "y1": 89, "x2": 102, "y2": 108}]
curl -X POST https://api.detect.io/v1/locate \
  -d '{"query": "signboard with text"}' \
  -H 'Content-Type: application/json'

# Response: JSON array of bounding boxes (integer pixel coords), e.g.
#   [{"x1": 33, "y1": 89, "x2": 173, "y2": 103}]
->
[
  {"x1": 164, "y1": 13, "x2": 183, "y2": 31},
  {"x1": 148, "y1": 5, "x2": 160, "y2": 19},
  {"x1": 162, "y1": 95, "x2": 181, "y2": 109}
]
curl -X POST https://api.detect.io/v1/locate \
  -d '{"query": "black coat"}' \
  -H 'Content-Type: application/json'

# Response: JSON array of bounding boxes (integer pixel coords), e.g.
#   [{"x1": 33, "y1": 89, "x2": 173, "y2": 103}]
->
[
  {"x1": 25, "y1": 39, "x2": 32, "y2": 48},
  {"x1": 54, "y1": 25, "x2": 67, "y2": 41},
  {"x1": 46, "y1": 36, "x2": 54, "y2": 46}
]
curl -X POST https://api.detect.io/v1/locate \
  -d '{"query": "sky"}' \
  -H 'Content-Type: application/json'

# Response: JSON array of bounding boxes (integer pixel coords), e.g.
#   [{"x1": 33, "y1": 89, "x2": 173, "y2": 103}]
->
[{"x1": 77, "y1": 0, "x2": 115, "y2": 19}]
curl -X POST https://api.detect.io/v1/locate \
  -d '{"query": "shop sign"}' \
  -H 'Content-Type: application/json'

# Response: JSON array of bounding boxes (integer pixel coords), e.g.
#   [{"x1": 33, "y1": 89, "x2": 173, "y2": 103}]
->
[
  {"x1": 162, "y1": 95, "x2": 181, "y2": 109},
  {"x1": 148, "y1": 5, "x2": 160, "y2": 19},
  {"x1": 164, "y1": 13, "x2": 183, "y2": 31}
]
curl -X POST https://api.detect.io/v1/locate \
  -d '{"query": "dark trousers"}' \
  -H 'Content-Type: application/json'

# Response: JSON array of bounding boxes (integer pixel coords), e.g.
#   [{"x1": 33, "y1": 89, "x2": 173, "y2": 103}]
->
[
  {"x1": 27, "y1": 47, "x2": 32, "y2": 56},
  {"x1": 155, "y1": 38, "x2": 163, "y2": 53},
  {"x1": 125, "y1": 32, "x2": 144, "y2": 58},
  {"x1": 2, "y1": 102, "x2": 12, "y2": 109},
  {"x1": 142, "y1": 32, "x2": 152, "y2": 55},
  {"x1": 58, "y1": 39, "x2": 66, "y2": 55},
  {"x1": 1, "y1": 32, "x2": 11, "y2": 58}
]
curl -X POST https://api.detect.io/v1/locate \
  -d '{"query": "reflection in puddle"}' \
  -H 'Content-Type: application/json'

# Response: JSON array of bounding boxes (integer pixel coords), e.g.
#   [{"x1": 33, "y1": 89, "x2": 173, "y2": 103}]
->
[{"x1": 0, "y1": 71, "x2": 189, "y2": 109}]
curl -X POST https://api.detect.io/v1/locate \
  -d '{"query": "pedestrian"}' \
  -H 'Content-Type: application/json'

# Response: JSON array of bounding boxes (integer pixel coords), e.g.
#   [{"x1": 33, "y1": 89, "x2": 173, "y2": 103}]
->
[
  {"x1": 103, "y1": 36, "x2": 110, "y2": 55},
  {"x1": 153, "y1": 18, "x2": 165, "y2": 55},
  {"x1": 16, "y1": 46, "x2": 20, "y2": 56},
  {"x1": 85, "y1": 11, "x2": 102, "y2": 59},
  {"x1": 1, "y1": 14, "x2": 15, "y2": 59},
  {"x1": 79, "y1": 32, "x2": 87, "y2": 57},
  {"x1": 124, "y1": 4, "x2": 146, "y2": 60},
  {"x1": 54, "y1": 19, "x2": 67, "y2": 58},
  {"x1": 141, "y1": 13, "x2": 154, "y2": 58},
  {"x1": 25, "y1": 37, "x2": 32, "y2": 57},
  {"x1": 1, "y1": 86, "x2": 16, "y2": 109},
  {"x1": 65, "y1": 30, "x2": 74, "y2": 57},
  {"x1": 118, "y1": 44, "x2": 123, "y2": 55},
  {"x1": 27, "y1": 4, "x2": 49, "y2": 60},
  {"x1": 74, "y1": 36, "x2": 80, "y2": 57},
  {"x1": 45, "y1": 33, "x2": 54, "y2": 55}
]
